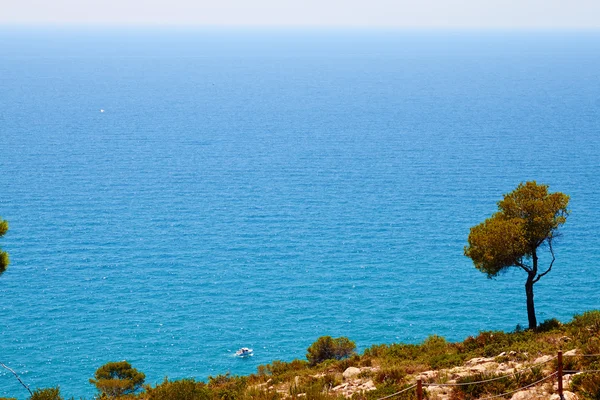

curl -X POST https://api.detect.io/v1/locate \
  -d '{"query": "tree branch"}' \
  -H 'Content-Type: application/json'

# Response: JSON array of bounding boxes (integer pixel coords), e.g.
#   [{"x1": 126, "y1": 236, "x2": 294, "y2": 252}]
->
[
  {"x1": 515, "y1": 260, "x2": 532, "y2": 273},
  {"x1": 533, "y1": 240, "x2": 555, "y2": 284},
  {"x1": 0, "y1": 362, "x2": 33, "y2": 396}
]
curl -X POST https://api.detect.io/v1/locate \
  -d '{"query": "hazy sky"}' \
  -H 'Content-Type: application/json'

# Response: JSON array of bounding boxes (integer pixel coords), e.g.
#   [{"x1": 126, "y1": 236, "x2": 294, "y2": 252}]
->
[{"x1": 2, "y1": 0, "x2": 599, "y2": 28}]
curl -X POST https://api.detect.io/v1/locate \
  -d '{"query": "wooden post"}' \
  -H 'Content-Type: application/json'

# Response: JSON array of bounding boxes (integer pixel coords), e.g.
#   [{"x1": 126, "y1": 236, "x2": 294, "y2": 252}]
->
[
  {"x1": 557, "y1": 351, "x2": 563, "y2": 399},
  {"x1": 417, "y1": 378, "x2": 423, "y2": 400}
]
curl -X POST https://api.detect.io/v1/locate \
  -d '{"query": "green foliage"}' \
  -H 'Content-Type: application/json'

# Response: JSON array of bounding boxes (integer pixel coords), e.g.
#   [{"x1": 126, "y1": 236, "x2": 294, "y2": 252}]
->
[
  {"x1": 29, "y1": 387, "x2": 63, "y2": 400},
  {"x1": 571, "y1": 373, "x2": 600, "y2": 400},
  {"x1": 464, "y1": 181, "x2": 569, "y2": 329},
  {"x1": 373, "y1": 367, "x2": 405, "y2": 385},
  {"x1": 257, "y1": 359, "x2": 308, "y2": 378},
  {"x1": 289, "y1": 374, "x2": 341, "y2": 400},
  {"x1": 571, "y1": 310, "x2": 600, "y2": 331},
  {"x1": 306, "y1": 336, "x2": 356, "y2": 366},
  {"x1": 465, "y1": 181, "x2": 569, "y2": 277},
  {"x1": 449, "y1": 367, "x2": 543, "y2": 400},
  {"x1": 355, "y1": 383, "x2": 418, "y2": 400},
  {"x1": 207, "y1": 373, "x2": 247, "y2": 400},
  {"x1": 89, "y1": 361, "x2": 145, "y2": 398},
  {"x1": 537, "y1": 318, "x2": 562, "y2": 332},
  {"x1": 0, "y1": 217, "x2": 9, "y2": 275},
  {"x1": 145, "y1": 378, "x2": 211, "y2": 400}
]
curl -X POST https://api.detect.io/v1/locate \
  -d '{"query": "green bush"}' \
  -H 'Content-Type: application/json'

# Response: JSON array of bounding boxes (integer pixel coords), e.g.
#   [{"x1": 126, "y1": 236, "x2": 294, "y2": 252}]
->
[
  {"x1": 258, "y1": 359, "x2": 308, "y2": 378},
  {"x1": 537, "y1": 318, "x2": 562, "y2": 332},
  {"x1": 90, "y1": 361, "x2": 145, "y2": 398},
  {"x1": 207, "y1": 373, "x2": 247, "y2": 400},
  {"x1": 306, "y1": 336, "x2": 356, "y2": 366},
  {"x1": 450, "y1": 372, "x2": 511, "y2": 400},
  {"x1": 145, "y1": 378, "x2": 211, "y2": 400},
  {"x1": 571, "y1": 373, "x2": 600, "y2": 400},
  {"x1": 29, "y1": 387, "x2": 62, "y2": 400},
  {"x1": 373, "y1": 367, "x2": 405, "y2": 385}
]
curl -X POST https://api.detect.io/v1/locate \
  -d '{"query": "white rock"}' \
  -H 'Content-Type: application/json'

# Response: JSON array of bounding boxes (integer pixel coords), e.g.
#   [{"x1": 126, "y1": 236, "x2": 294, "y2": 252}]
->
[
  {"x1": 533, "y1": 355, "x2": 553, "y2": 364},
  {"x1": 343, "y1": 367, "x2": 361, "y2": 379},
  {"x1": 550, "y1": 391, "x2": 578, "y2": 400},
  {"x1": 510, "y1": 390, "x2": 545, "y2": 400},
  {"x1": 564, "y1": 349, "x2": 578, "y2": 357},
  {"x1": 360, "y1": 380, "x2": 376, "y2": 391}
]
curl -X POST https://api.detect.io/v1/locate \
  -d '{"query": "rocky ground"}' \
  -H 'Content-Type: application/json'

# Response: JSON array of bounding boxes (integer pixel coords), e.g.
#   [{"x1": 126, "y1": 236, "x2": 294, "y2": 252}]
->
[{"x1": 273, "y1": 349, "x2": 583, "y2": 399}]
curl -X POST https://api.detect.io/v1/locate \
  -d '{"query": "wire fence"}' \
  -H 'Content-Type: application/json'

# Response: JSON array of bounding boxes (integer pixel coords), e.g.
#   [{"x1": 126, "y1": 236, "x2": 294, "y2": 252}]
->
[
  {"x1": 4, "y1": 352, "x2": 600, "y2": 400},
  {"x1": 376, "y1": 384, "x2": 417, "y2": 400},
  {"x1": 425, "y1": 355, "x2": 557, "y2": 387},
  {"x1": 376, "y1": 351, "x2": 600, "y2": 400},
  {"x1": 476, "y1": 372, "x2": 557, "y2": 400}
]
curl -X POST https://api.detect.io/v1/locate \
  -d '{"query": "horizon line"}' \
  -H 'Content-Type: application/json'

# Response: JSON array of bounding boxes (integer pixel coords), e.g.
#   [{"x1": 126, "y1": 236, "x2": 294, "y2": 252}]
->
[{"x1": 2, "y1": 23, "x2": 600, "y2": 32}]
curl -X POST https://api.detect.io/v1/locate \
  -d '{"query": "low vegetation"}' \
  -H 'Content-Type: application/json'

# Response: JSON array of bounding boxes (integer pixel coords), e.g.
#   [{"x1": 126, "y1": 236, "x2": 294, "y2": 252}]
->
[{"x1": 6, "y1": 311, "x2": 600, "y2": 400}]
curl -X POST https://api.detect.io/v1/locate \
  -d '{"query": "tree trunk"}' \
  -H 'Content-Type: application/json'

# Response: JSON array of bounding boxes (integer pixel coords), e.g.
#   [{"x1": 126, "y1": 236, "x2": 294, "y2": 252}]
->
[{"x1": 525, "y1": 273, "x2": 537, "y2": 330}]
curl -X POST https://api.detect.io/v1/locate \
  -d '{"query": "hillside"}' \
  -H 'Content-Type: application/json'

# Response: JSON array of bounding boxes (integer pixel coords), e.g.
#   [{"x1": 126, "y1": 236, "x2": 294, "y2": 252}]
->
[{"x1": 9, "y1": 311, "x2": 600, "y2": 400}]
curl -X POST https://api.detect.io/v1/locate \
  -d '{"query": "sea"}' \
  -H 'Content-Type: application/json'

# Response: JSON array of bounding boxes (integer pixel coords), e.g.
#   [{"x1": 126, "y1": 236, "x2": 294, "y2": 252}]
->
[{"x1": 0, "y1": 28, "x2": 599, "y2": 399}]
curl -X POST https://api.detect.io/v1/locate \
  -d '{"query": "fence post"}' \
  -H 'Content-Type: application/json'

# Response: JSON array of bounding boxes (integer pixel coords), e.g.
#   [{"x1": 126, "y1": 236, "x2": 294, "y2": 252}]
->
[
  {"x1": 558, "y1": 350, "x2": 563, "y2": 399},
  {"x1": 417, "y1": 378, "x2": 423, "y2": 400}
]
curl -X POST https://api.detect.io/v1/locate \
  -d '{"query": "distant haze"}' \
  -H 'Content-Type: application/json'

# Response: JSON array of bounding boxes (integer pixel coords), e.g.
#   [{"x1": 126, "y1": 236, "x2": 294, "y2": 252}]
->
[{"x1": 2, "y1": 0, "x2": 600, "y2": 28}]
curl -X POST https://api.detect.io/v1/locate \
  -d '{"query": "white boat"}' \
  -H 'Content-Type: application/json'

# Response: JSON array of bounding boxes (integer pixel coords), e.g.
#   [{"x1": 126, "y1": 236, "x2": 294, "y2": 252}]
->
[{"x1": 235, "y1": 347, "x2": 253, "y2": 358}]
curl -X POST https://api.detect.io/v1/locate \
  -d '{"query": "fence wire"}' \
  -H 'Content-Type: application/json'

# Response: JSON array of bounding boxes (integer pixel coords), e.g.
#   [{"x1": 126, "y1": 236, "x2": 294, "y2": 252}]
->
[
  {"x1": 424, "y1": 355, "x2": 557, "y2": 387},
  {"x1": 565, "y1": 369, "x2": 600, "y2": 374},
  {"x1": 475, "y1": 372, "x2": 557, "y2": 400},
  {"x1": 375, "y1": 384, "x2": 417, "y2": 400}
]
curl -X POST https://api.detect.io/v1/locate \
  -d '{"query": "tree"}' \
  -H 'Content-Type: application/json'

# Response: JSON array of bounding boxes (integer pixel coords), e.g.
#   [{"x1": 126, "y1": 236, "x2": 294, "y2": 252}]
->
[
  {"x1": 29, "y1": 387, "x2": 63, "y2": 400},
  {"x1": 306, "y1": 336, "x2": 356, "y2": 366},
  {"x1": 464, "y1": 181, "x2": 569, "y2": 330},
  {"x1": 90, "y1": 361, "x2": 145, "y2": 398},
  {"x1": 0, "y1": 217, "x2": 9, "y2": 276}
]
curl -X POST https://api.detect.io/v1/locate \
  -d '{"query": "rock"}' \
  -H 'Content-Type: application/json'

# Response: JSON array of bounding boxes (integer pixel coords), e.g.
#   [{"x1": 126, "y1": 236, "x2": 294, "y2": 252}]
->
[
  {"x1": 564, "y1": 349, "x2": 578, "y2": 356},
  {"x1": 553, "y1": 374, "x2": 574, "y2": 392},
  {"x1": 510, "y1": 389, "x2": 546, "y2": 399},
  {"x1": 533, "y1": 355, "x2": 553, "y2": 364},
  {"x1": 465, "y1": 356, "x2": 496, "y2": 366},
  {"x1": 560, "y1": 336, "x2": 572, "y2": 343},
  {"x1": 550, "y1": 391, "x2": 578, "y2": 400},
  {"x1": 498, "y1": 352, "x2": 507, "y2": 357},
  {"x1": 418, "y1": 370, "x2": 438, "y2": 381},
  {"x1": 343, "y1": 367, "x2": 361, "y2": 379},
  {"x1": 469, "y1": 362, "x2": 498, "y2": 374},
  {"x1": 510, "y1": 351, "x2": 517, "y2": 356},
  {"x1": 427, "y1": 385, "x2": 451, "y2": 398},
  {"x1": 332, "y1": 383, "x2": 346, "y2": 391},
  {"x1": 510, "y1": 392, "x2": 531, "y2": 400},
  {"x1": 359, "y1": 380, "x2": 376, "y2": 391}
]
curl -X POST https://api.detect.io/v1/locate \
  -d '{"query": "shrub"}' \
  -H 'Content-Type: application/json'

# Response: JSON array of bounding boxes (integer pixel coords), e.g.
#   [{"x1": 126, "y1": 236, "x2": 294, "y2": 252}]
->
[
  {"x1": 374, "y1": 367, "x2": 405, "y2": 385},
  {"x1": 29, "y1": 387, "x2": 63, "y2": 400},
  {"x1": 145, "y1": 378, "x2": 211, "y2": 400},
  {"x1": 537, "y1": 318, "x2": 562, "y2": 332},
  {"x1": 571, "y1": 373, "x2": 600, "y2": 400},
  {"x1": 90, "y1": 361, "x2": 145, "y2": 398},
  {"x1": 306, "y1": 336, "x2": 356, "y2": 366},
  {"x1": 258, "y1": 359, "x2": 308, "y2": 378},
  {"x1": 207, "y1": 373, "x2": 247, "y2": 399},
  {"x1": 450, "y1": 372, "x2": 511, "y2": 400}
]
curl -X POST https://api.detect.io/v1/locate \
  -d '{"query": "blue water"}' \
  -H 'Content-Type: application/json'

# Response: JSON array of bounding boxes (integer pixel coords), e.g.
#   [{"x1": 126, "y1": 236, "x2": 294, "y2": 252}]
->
[{"x1": 1, "y1": 28, "x2": 600, "y2": 398}]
